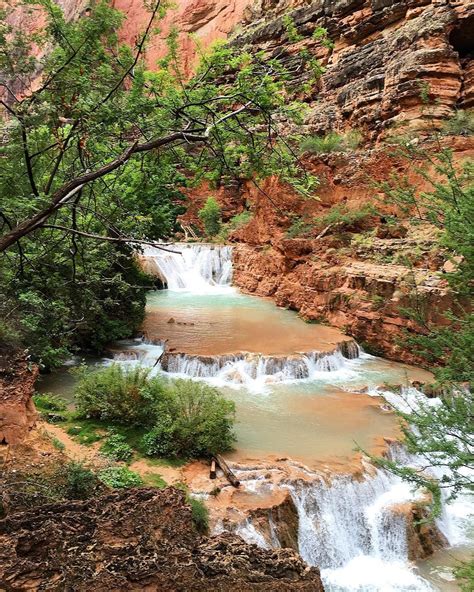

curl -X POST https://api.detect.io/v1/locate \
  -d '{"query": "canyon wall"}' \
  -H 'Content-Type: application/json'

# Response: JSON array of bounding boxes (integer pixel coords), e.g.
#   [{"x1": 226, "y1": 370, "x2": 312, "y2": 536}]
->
[
  {"x1": 176, "y1": 0, "x2": 474, "y2": 363},
  {"x1": 233, "y1": 0, "x2": 474, "y2": 137}
]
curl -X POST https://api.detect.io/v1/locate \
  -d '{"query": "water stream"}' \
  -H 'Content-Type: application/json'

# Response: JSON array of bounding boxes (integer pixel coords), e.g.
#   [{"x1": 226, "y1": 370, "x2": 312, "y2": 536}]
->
[{"x1": 38, "y1": 243, "x2": 473, "y2": 591}]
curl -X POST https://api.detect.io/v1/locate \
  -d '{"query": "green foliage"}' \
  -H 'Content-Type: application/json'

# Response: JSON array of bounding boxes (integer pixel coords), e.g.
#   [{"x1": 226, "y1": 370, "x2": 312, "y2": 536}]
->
[
  {"x1": 372, "y1": 390, "x2": 474, "y2": 515},
  {"x1": 314, "y1": 203, "x2": 377, "y2": 231},
  {"x1": 98, "y1": 466, "x2": 143, "y2": 489},
  {"x1": 227, "y1": 211, "x2": 253, "y2": 232},
  {"x1": 286, "y1": 216, "x2": 313, "y2": 238},
  {"x1": 300, "y1": 130, "x2": 362, "y2": 154},
  {"x1": 0, "y1": 0, "x2": 312, "y2": 367},
  {"x1": 455, "y1": 558, "x2": 474, "y2": 592},
  {"x1": 373, "y1": 145, "x2": 474, "y2": 512},
  {"x1": 58, "y1": 461, "x2": 102, "y2": 499},
  {"x1": 50, "y1": 437, "x2": 65, "y2": 451},
  {"x1": 198, "y1": 197, "x2": 222, "y2": 237},
  {"x1": 442, "y1": 110, "x2": 474, "y2": 136},
  {"x1": 142, "y1": 380, "x2": 236, "y2": 459},
  {"x1": 283, "y1": 14, "x2": 303, "y2": 43},
  {"x1": 33, "y1": 392, "x2": 67, "y2": 412},
  {"x1": 312, "y1": 26, "x2": 335, "y2": 49},
  {"x1": 75, "y1": 366, "x2": 236, "y2": 459},
  {"x1": 66, "y1": 421, "x2": 103, "y2": 445},
  {"x1": 143, "y1": 472, "x2": 167, "y2": 488},
  {"x1": 100, "y1": 431, "x2": 133, "y2": 462},
  {"x1": 379, "y1": 149, "x2": 473, "y2": 380},
  {"x1": 74, "y1": 364, "x2": 165, "y2": 425},
  {"x1": 188, "y1": 496, "x2": 209, "y2": 534}
]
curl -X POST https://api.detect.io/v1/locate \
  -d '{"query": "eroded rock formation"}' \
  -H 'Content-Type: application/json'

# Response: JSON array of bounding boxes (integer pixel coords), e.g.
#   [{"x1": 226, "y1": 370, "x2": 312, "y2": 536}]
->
[
  {"x1": 235, "y1": 0, "x2": 474, "y2": 137},
  {"x1": 0, "y1": 487, "x2": 324, "y2": 591},
  {"x1": 0, "y1": 351, "x2": 38, "y2": 446}
]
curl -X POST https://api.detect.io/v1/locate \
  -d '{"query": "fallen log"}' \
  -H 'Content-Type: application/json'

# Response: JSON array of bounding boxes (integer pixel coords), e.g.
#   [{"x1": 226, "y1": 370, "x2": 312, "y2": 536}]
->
[
  {"x1": 210, "y1": 458, "x2": 217, "y2": 480},
  {"x1": 214, "y1": 454, "x2": 240, "y2": 487}
]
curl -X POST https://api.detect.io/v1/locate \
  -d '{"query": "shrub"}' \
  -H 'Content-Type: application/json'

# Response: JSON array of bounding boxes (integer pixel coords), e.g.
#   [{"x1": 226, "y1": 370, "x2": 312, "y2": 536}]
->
[
  {"x1": 188, "y1": 496, "x2": 209, "y2": 534},
  {"x1": 51, "y1": 437, "x2": 65, "y2": 451},
  {"x1": 33, "y1": 392, "x2": 67, "y2": 412},
  {"x1": 142, "y1": 380, "x2": 236, "y2": 459},
  {"x1": 300, "y1": 132, "x2": 343, "y2": 154},
  {"x1": 55, "y1": 461, "x2": 102, "y2": 499},
  {"x1": 198, "y1": 197, "x2": 222, "y2": 237},
  {"x1": 300, "y1": 130, "x2": 362, "y2": 154},
  {"x1": 227, "y1": 210, "x2": 253, "y2": 231},
  {"x1": 100, "y1": 431, "x2": 133, "y2": 462},
  {"x1": 98, "y1": 466, "x2": 143, "y2": 489},
  {"x1": 314, "y1": 203, "x2": 377, "y2": 231},
  {"x1": 442, "y1": 110, "x2": 474, "y2": 136},
  {"x1": 74, "y1": 364, "x2": 165, "y2": 425},
  {"x1": 286, "y1": 216, "x2": 313, "y2": 238}
]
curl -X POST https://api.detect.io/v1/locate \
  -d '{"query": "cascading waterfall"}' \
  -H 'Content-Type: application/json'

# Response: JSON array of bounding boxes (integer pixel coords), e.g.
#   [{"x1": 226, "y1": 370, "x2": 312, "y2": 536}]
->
[
  {"x1": 110, "y1": 340, "x2": 361, "y2": 388},
  {"x1": 229, "y1": 388, "x2": 474, "y2": 592},
  {"x1": 141, "y1": 244, "x2": 233, "y2": 291}
]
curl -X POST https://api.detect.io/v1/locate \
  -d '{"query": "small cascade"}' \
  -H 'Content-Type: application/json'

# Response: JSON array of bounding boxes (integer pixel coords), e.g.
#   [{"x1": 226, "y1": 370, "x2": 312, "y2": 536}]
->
[
  {"x1": 228, "y1": 388, "x2": 474, "y2": 591},
  {"x1": 140, "y1": 244, "x2": 233, "y2": 291},
  {"x1": 111, "y1": 340, "x2": 361, "y2": 387}
]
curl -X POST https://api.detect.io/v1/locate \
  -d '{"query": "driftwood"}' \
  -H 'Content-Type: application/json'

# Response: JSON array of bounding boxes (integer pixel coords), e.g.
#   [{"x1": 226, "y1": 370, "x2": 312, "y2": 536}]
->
[
  {"x1": 153, "y1": 339, "x2": 168, "y2": 367},
  {"x1": 210, "y1": 459, "x2": 217, "y2": 480},
  {"x1": 214, "y1": 455, "x2": 240, "y2": 487}
]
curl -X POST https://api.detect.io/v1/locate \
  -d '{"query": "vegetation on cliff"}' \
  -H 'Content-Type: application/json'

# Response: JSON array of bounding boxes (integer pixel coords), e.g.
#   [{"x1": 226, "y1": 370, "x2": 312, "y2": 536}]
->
[{"x1": 373, "y1": 146, "x2": 474, "y2": 513}]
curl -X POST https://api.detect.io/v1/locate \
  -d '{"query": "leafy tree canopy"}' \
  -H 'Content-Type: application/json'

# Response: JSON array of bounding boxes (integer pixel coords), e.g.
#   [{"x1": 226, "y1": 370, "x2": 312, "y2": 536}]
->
[{"x1": 0, "y1": 0, "x2": 315, "y2": 366}]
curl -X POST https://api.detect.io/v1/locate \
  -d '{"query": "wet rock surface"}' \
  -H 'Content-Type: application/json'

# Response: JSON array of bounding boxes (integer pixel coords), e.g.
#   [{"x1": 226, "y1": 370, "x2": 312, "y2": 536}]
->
[{"x1": 0, "y1": 487, "x2": 324, "y2": 591}]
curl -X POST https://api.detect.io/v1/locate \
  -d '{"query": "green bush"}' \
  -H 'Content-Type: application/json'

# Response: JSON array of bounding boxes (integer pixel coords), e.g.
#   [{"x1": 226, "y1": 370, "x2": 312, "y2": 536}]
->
[
  {"x1": 56, "y1": 461, "x2": 102, "y2": 499},
  {"x1": 188, "y1": 496, "x2": 209, "y2": 534},
  {"x1": 314, "y1": 203, "x2": 377, "y2": 231},
  {"x1": 33, "y1": 392, "x2": 67, "y2": 412},
  {"x1": 228, "y1": 211, "x2": 253, "y2": 231},
  {"x1": 98, "y1": 466, "x2": 143, "y2": 489},
  {"x1": 300, "y1": 130, "x2": 362, "y2": 154},
  {"x1": 286, "y1": 216, "x2": 313, "y2": 238},
  {"x1": 74, "y1": 364, "x2": 165, "y2": 425},
  {"x1": 142, "y1": 380, "x2": 236, "y2": 459},
  {"x1": 100, "y1": 431, "x2": 133, "y2": 462},
  {"x1": 442, "y1": 110, "x2": 474, "y2": 136},
  {"x1": 198, "y1": 197, "x2": 222, "y2": 237}
]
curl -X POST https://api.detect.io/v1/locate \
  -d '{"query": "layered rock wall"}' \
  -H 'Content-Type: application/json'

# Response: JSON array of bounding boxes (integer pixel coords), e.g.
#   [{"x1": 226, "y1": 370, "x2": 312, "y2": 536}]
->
[
  {"x1": 234, "y1": 0, "x2": 474, "y2": 137},
  {"x1": 0, "y1": 487, "x2": 324, "y2": 591}
]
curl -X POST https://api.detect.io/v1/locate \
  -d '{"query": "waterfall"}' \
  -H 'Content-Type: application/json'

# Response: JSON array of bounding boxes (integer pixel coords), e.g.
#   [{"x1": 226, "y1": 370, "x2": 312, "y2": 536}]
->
[
  {"x1": 140, "y1": 244, "x2": 233, "y2": 291},
  {"x1": 287, "y1": 471, "x2": 432, "y2": 591},
  {"x1": 229, "y1": 387, "x2": 474, "y2": 591},
  {"x1": 110, "y1": 340, "x2": 361, "y2": 389}
]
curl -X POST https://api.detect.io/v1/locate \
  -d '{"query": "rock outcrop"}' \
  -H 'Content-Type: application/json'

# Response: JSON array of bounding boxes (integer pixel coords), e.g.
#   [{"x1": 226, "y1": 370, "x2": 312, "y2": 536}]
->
[
  {"x1": 0, "y1": 487, "x2": 324, "y2": 591},
  {"x1": 234, "y1": 0, "x2": 474, "y2": 137},
  {"x1": 0, "y1": 351, "x2": 38, "y2": 446}
]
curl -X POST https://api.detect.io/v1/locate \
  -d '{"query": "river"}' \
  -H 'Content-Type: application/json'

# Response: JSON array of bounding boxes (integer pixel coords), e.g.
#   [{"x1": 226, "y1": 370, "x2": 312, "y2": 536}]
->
[{"x1": 37, "y1": 243, "x2": 473, "y2": 592}]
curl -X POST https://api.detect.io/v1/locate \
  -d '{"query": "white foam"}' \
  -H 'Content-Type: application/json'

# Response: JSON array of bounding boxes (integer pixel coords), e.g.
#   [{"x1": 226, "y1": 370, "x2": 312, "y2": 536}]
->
[{"x1": 141, "y1": 244, "x2": 233, "y2": 292}]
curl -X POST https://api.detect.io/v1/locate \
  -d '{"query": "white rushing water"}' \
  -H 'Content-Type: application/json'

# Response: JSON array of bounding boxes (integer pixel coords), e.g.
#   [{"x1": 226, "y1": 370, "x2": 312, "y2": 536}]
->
[
  {"x1": 232, "y1": 388, "x2": 474, "y2": 592},
  {"x1": 141, "y1": 244, "x2": 233, "y2": 292},
  {"x1": 128, "y1": 244, "x2": 473, "y2": 590},
  {"x1": 109, "y1": 340, "x2": 363, "y2": 391}
]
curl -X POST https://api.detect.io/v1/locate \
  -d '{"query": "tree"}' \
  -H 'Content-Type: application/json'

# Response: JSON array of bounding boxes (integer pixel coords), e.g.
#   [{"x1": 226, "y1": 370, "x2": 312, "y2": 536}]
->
[
  {"x1": 0, "y1": 0, "x2": 316, "y2": 365},
  {"x1": 198, "y1": 197, "x2": 221, "y2": 237},
  {"x1": 372, "y1": 145, "x2": 474, "y2": 513}
]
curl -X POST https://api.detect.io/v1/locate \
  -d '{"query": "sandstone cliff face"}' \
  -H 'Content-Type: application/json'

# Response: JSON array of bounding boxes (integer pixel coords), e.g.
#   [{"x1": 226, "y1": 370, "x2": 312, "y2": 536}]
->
[
  {"x1": 0, "y1": 351, "x2": 38, "y2": 446},
  {"x1": 180, "y1": 136, "x2": 473, "y2": 363},
  {"x1": 112, "y1": 0, "x2": 250, "y2": 76},
  {"x1": 0, "y1": 487, "x2": 324, "y2": 591},
  {"x1": 235, "y1": 0, "x2": 474, "y2": 137}
]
